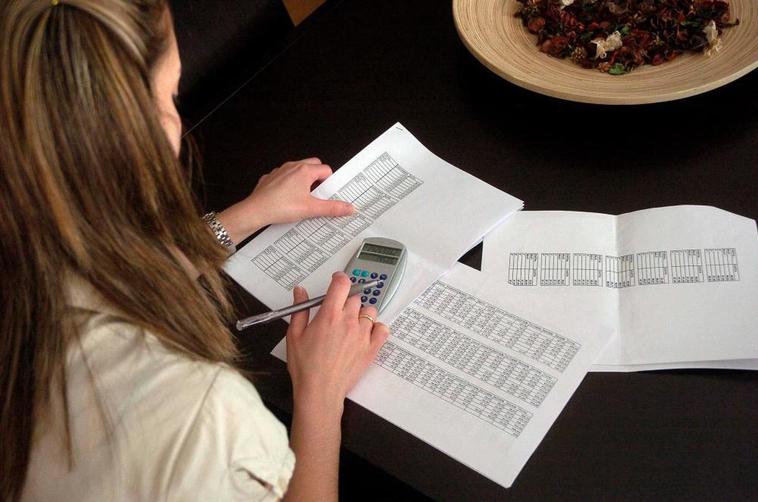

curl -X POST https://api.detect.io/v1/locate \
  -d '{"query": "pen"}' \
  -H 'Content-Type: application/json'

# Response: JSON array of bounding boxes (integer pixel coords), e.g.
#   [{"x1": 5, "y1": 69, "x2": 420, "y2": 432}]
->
[{"x1": 236, "y1": 280, "x2": 381, "y2": 331}]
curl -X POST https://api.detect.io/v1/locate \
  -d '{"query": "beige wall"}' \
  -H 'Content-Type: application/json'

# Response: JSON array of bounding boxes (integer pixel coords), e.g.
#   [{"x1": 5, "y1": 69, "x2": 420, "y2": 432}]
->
[{"x1": 283, "y1": 0, "x2": 326, "y2": 25}]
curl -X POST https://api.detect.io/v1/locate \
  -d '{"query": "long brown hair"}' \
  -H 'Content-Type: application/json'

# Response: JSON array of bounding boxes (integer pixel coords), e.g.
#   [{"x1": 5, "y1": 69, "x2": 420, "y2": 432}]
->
[{"x1": 0, "y1": 1, "x2": 237, "y2": 499}]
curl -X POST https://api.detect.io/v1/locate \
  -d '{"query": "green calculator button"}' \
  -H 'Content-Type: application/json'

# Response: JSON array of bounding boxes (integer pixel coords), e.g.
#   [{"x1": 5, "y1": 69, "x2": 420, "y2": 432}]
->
[
  {"x1": 361, "y1": 270, "x2": 369, "y2": 277},
  {"x1": 352, "y1": 269, "x2": 362, "y2": 276}
]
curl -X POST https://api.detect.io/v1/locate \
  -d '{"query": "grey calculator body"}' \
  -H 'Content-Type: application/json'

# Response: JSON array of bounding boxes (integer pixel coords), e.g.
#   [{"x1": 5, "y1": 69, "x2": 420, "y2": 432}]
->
[{"x1": 345, "y1": 237, "x2": 407, "y2": 313}]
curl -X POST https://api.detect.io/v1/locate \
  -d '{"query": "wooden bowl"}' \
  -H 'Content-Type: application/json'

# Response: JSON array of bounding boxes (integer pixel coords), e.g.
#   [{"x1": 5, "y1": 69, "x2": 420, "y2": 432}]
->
[{"x1": 453, "y1": 0, "x2": 758, "y2": 104}]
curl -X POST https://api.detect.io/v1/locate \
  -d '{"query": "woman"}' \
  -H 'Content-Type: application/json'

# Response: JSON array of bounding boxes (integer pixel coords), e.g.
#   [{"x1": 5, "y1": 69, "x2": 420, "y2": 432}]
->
[{"x1": 0, "y1": 1, "x2": 389, "y2": 500}]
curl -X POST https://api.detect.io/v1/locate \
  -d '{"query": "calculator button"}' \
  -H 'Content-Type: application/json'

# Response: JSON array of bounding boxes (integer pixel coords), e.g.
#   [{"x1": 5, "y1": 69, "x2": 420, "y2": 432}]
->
[
  {"x1": 352, "y1": 269, "x2": 362, "y2": 276},
  {"x1": 370, "y1": 272, "x2": 378, "y2": 279},
  {"x1": 361, "y1": 271, "x2": 369, "y2": 277},
  {"x1": 363, "y1": 288, "x2": 372, "y2": 294},
  {"x1": 372, "y1": 290, "x2": 381, "y2": 296},
  {"x1": 358, "y1": 279, "x2": 365, "y2": 283},
  {"x1": 379, "y1": 274, "x2": 387, "y2": 280},
  {"x1": 360, "y1": 296, "x2": 368, "y2": 303},
  {"x1": 350, "y1": 277, "x2": 357, "y2": 283},
  {"x1": 377, "y1": 282, "x2": 384, "y2": 288},
  {"x1": 369, "y1": 298, "x2": 378, "y2": 304}
]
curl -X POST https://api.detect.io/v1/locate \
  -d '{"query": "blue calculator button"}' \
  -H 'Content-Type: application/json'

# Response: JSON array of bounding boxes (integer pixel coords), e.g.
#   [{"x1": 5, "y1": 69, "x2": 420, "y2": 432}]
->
[
  {"x1": 358, "y1": 278, "x2": 366, "y2": 283},
  {"x1": 350, "y1": 277, "x2": 357, "y2": 283},
  {"x1": 370, "y1": 272, "x2": 378, "y2": 279},
  {"x1": 352, "y1": 269, "x2": 361, "y2": 276},
  {"x1": 363, "y1": 288, "x2": 372, "y2": 294},
  {"x1": 379, "y1": 274, "x2": 388, "y2": 280},
  {"x1": 369, "y1": 297, "x2": 378, "y2": 304},
  {"x1": 372, "y1": 290, "x2": 381, "y2": 296},
  {"x1": 377, "y1": 282, "x2": 384, "y2": 288},
  {"x1": 361, "y1": 270, "x2": 369, "y2": 277},
  {"x1": 360, "y1": 296, "x2": 368, "y2": 303}
]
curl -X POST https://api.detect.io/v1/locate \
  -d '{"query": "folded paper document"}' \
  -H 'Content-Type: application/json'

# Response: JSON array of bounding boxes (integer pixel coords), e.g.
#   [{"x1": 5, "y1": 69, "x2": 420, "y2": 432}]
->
[
  {"x1": 481, "y1": 206, "x2": 758, "y2": 369},
  {"x1": 273, "y1": 263, "x2": 611, "y2": 488},
  {"x1": 225, "y1": 122, "x2": 523, "y2": 324}
]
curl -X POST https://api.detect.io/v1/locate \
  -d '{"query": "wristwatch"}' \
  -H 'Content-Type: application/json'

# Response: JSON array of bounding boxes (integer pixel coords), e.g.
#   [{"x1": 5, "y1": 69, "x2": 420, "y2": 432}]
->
[{"x1": 202, "y1": 211, "x2": 236, "y2": 253}]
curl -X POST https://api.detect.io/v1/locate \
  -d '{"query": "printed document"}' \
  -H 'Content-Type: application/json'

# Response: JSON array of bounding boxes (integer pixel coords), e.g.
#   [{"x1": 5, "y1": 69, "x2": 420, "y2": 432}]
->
[
  {"x1": 480, "y1": 206, "x2": 758, "y2": 369},
  {"x1": 225, "y1": 123, "x2": 523, "y2": 323},
  {"x1": 273, "y1": 263, "x2": 612, "y2": 488}
]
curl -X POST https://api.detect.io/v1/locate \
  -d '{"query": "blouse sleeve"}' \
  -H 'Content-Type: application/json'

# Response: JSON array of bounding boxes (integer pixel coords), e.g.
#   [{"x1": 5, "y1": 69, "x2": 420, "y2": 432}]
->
[{"x1": 166, "y1": 367, "x2": 295, "y2": 501}]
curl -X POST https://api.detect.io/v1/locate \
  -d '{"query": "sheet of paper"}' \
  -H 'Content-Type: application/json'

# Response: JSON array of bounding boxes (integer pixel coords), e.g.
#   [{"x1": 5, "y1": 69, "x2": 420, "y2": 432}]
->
[
  {"x1": 225, "y1": 123, "x2": 523, "y2": 324},
  {"x1": 591, "y1": 359, "x2": 758, "y2": 372},
  {"x1": 481, "y1": 206, "x2": 758, "y2": 369},
  {"x1": 273, "y1": 263, "x2": 612, "y2": 488}
]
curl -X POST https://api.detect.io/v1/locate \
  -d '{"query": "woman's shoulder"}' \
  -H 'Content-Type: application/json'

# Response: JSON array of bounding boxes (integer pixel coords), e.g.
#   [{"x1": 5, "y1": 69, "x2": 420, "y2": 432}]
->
[
  {"x1": 63, "y1": 274, "x2": 236, "y2": 410},
  {"x1": 35, "y1": 276, "x2": 295, "y2": 501},
  {"x1": 183, "y1": 366, "x2": 295, "y2": 500}
]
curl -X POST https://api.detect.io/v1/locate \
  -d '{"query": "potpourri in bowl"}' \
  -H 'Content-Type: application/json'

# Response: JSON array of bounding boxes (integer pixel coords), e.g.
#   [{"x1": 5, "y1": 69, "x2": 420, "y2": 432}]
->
[
  {"x1": 453, "y1": 0, "x2": 758, "y2": 104},
  {"x1": 515, "y1": 0, "x2": 739, "y2": 75}
]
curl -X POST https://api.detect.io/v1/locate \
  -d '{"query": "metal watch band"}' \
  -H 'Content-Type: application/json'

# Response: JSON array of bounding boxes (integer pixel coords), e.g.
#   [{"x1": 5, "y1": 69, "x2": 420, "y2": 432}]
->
[{"x1": 202, "y1": 211, "x2": 236, "y2": 252}]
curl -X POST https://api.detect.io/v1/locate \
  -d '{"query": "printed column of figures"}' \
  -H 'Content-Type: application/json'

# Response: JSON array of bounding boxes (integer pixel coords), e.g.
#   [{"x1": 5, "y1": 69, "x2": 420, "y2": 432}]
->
[
  {"x1": 372, "y1": 279, "x2": 584, "y2": 438},
  {"x1": 413, "y1": 281, "x2": 581, "y2": 372},
  {"x1": 507, "y1": 248, "x2": 739, "y2": 288},
  {"x1": 251, "y1": 153, "x2": 423, "y2": 289}
]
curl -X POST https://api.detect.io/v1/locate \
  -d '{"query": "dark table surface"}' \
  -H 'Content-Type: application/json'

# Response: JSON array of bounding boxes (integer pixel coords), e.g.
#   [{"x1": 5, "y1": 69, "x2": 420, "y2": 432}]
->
[{"x1": 189, "y1": 0, "x2": 758, "y2": 499}]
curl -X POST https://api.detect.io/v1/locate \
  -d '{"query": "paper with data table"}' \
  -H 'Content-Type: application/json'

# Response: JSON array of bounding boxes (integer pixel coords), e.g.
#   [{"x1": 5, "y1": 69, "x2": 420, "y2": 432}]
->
[
  {"x1": 481, "y1": 206, "x2": 758, "y2": 368},
  {"x1": 224, "y1": 123, "x2": 523, "y2": 324},
  {"x1": 273, "y1": 263, "x2": 611, "y2": 488}
]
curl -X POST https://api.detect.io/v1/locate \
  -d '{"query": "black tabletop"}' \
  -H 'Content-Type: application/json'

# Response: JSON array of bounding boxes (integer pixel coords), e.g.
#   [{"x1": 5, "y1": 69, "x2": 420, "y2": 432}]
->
[{"x1": 190, "y1": 0, "x2": 758, "y2": 499}]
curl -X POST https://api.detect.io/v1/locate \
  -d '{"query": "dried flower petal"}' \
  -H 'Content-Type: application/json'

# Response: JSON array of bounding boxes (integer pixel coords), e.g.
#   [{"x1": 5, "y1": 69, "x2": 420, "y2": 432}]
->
[{"x1": 592, "y1": 31, "x2": 623, "y2": 59}]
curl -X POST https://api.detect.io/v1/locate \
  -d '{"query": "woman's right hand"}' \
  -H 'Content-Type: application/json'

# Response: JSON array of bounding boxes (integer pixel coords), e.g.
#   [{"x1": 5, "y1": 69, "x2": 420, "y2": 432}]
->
[{"x1": 286, "y1": 272, "x2": 389, "y2": 415}]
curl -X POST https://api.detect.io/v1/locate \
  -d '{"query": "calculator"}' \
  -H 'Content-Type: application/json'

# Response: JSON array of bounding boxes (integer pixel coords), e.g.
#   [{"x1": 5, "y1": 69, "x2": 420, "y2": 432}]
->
[{"x1": 344, "y1": 237, "x2": 407, "y2": 313}]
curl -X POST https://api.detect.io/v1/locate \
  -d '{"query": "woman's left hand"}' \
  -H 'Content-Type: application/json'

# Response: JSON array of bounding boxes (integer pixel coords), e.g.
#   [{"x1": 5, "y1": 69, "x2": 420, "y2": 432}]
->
[{"x1": 217, "y1": 158, "x2": 354, "y2": 245}]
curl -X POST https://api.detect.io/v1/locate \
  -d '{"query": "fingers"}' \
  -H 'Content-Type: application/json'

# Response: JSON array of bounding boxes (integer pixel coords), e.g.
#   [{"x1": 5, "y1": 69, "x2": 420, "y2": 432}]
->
[
  {"x1": 309, "y1": 198, "x2": 354, "y2": 217},
  {"x1": 296, "y1": 157, "x2": 322, "y2": 165},
  {"x1": 358, "y1": 305, "x2": 378, "y2": 332},
  {"x1": 369, "y1": 322, "x2": 390, "y2": 356},
  {"x1": 281, "y1": 160, "x2": 355, "y2": 218},
  {"x1": 304, "y1": 164, "x2": 333, "y2": 183},
  {"x1": 343, "y1": 292, "x2": 362, "y2": 316},
  {"x1": 281, "y1": 159, "x2": 323, "y2": 176},
  {"x1": 288, "y1": 286, "x2": 310, "y2": 336},
  {"x1": 282, "y1": 158, "x2": 320, "y2": 170},
  {"x1": 321, "y1": 272, "x2": 352, "y2": 313}
]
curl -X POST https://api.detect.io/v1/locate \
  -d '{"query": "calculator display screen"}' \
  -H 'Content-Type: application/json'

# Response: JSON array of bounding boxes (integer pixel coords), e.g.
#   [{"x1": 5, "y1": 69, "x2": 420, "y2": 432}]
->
[
  {"x1": 359, "y1": 252, "x2": 398, "y2": 265},
  {"x1": 361, "y1": 244, "x2": 403, "y2": 257}
]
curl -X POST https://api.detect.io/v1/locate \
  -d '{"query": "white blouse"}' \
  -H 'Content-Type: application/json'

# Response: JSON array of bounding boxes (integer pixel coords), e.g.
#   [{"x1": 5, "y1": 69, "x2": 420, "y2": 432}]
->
[{"x1": 22, "y1": 278, "x2": 294, "y2": 501}]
